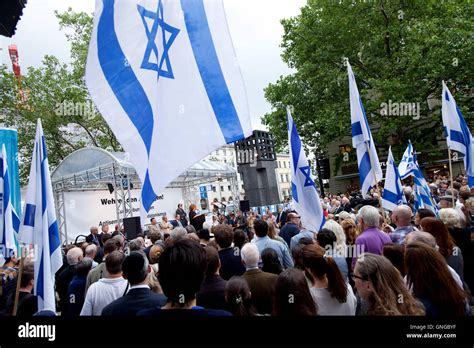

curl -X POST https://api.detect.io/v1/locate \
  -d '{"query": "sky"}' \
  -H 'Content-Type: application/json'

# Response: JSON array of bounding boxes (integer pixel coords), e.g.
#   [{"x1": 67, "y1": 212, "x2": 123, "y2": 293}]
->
[{"x1": 0, "y1": 0, "x2": 306, "y2": 130}]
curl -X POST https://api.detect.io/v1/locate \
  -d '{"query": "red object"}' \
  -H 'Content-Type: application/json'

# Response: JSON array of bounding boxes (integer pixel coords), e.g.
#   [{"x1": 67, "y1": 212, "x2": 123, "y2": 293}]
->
[{"x1": 8, "y1": 44, "x2": 21, "y2": 77}]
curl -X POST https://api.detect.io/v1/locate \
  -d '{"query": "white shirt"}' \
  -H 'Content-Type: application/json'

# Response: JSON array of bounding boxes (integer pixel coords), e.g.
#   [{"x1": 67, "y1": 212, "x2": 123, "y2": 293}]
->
[
  {"x1": 80, "y1": 277, "x2": 128, "y2": 316},
  {"x1": 310, "y1": 283, "x2": 357, "y2": 316}
]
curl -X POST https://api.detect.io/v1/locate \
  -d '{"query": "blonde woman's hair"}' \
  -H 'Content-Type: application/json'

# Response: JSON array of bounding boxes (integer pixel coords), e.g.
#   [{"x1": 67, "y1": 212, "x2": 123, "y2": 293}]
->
[
  {"x1": 355, "y1": 253, "x2": 424, "y2": 316},
  {"x1": 439, "y1": 208, "x2": 462, "y2": 229}
]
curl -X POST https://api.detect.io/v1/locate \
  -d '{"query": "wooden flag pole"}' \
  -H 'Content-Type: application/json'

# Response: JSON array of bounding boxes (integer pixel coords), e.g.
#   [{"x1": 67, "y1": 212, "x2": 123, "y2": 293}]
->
[
  {"x1": 365, "y1": 142, "x2": 384, "y2": 217},
  {"x1": 12, "y1": 254, "x2": 25, "y2": 316}
]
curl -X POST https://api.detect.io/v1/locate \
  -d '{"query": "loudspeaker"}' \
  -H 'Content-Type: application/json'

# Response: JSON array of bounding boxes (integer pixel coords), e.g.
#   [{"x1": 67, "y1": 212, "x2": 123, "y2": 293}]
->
[
  {"x1": 123, "y1": 216, "x2": 141, "y2": 240},
  {"x1": 240, "y1": 200, "x2": 250, "y2": 212}
]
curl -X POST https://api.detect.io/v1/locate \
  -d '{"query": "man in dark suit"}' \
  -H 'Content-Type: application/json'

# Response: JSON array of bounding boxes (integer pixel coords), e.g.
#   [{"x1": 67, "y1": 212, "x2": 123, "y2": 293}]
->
[
  {"x1": 241, "y1": 243, "x2": 277, "y2": 315},
  {"x1": 170, "y1": 213, "x2": 183, "y2": 228},
  {"x1": 56, "y1": 247, "x2": 83, "y2": 316},
  {"x1": 335, "y1": 196, "x2": 352, "y2": 214},
  {"x1": 276, "y1": 207, "x2": 287, "y2": 227},
  {"x1": 101, "y1": 251, "x2": 167, "y2": 316},
  {"x1": 85, "y1": 226, "x2": 103, "y2": 247},
  {"x1": 213, "y1": 225, "x2": 245, "y2": 280},
  {"x1": 279, "y1": 213, "x2": 301, "y2": 246}
]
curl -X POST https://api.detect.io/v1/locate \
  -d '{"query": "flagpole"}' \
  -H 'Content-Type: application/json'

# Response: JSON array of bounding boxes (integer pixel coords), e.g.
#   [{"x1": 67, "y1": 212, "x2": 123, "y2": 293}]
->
[
  {"x1": 365, "y1": 142, "x2": 384, "y2": 216},
  {"x1": 12, "y1": 254, "x2": 25, "y2": 316},
  {"x1": 447, "y1": 146, "x2": 455, "y2": 206}
]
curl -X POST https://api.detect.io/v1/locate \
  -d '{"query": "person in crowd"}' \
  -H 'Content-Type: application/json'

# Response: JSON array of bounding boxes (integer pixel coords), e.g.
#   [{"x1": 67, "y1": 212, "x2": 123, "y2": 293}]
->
[
  {"x1": 176, "y1": 203, "x2": 188, "y2": 227},
  {"x1": 101, "y1": 223, "x2": 110, "y2": 236},
  {"x1": 128, "y1": 239, "x2": 143, "y2": 252},
  {"x1": 84, "y1": 244, "x2": 98, "y2": 268},
  {"x1": 273, "y1": 268, "x2": 317, "y2": 316},
  {"x1": 302, "y1": 244, "x2": 356, "y2": 315},
  {"x1": 389, "y1": 205, "x2": 417, "y2": 244},
  {"x1": 86, "y1": 226, "x2": 103, "y2": 247},
  {"x1": 382, "y1": 243, "x2": 406, "y2": 277},
  {"x1": 225, "y1": 276, "x2": 258, "y2": 316},
  {"x1": 420, "y1": 217, "x2": 464, "y2": 279},
  {"x1": 170, "y1": 213, "x2": 183, "y2": 228},
  {"x1": 290, "y1": 227, "x2": 315, "y2": 251},
  {"x1": 67, "y1": 258, "x2": 93, "y2": 316},
  {"x1": 352, "y1": 205, "x2": 392, "y2": 268},
  {"x1": 253, "y1": 220, "x2": 293, "y2": 269},
  {"x1": 185, "y1": 224, "x2": 197, "y2": 235},
  {"x1": 197, "y1": 228, "x2": 212, "y2": 246},
  {"x1": 340, "y1": 218, "x2": 357, "y2": 245},
  {"x1": 321, "y1": 220, "x2": 347, "y2": 256},
  {"x1": 413, "y1": 208, "x2": 436, "y2": 228},
  {"x1": 102, "y1": 251, "x2": 167, "y2": 315},
  {"x1": 276, "y1": 206, "x2": 287, "y2": 227},
  {"x1": 261, "y1": 248, "x2": 283, "y2": 275},
  {"x1": 196, "y1": 246, "x2": 228, "y2": 311},
  {"x1": 291, "y1": 238, "x2": 315, "y2": 270},
  {"x1": 279, "y1": 213, "x2": 301, "y2": 246},
  {"x1": 213, "y1": 224, "x2": 245, "y2": 280},
  {"x1": 85, "y1": 239, "x2": 120, "y2": 293},
  {"x1": 148, "y1": 243, "x2": 164, "y2": 294},
  {"x1": 316, "y1": 229, "x2": 348, "y2": 281},
  {"x1": 329, "y1": 199, "x2": 340, "y2": 214},
  {"x1": 405, "y1": 242, "x2": 469, "y2": 316},
  {"x1": 0, "y1": 254, "x2": 19, "y2": 310},
  {"x1": 336, "y1": 196, "x2": 352, "y2": 214},
  {"x1": 81, "y1": 251, "x2": 127, "y2": 316},
  {"x1": 353, "y1": 253, "x2": 424, "y2": 315},
  {"x1": 241, "y1": 243, "x2": 277, "y2": 315},
  {"x1": 170, "y1": 227, "x2": 188, "y2": 241},
  {"x1": 268, "y1": 221, "x2": 289, "y2": 247},
  {"x1": 233, "y1": 229, "x2": 248, "y2": 250},
  {"x1": 56, "y1": 247, "x2": 83, "y2": 316},
  {"x1": 148, "y1": 217, "x2": 160, "y2": 234},
  {"x1": 234, "y1": 210, "x2": 247, "y2": 230},
  {"x1": 138, "y1": 239, "x2": 232, "y2": 316},
  {"x1": 144, "y1": 230, "x2": 162, "y2": 261},
  {"x1": 2, "y1": 261, "x2": 37, "y2": 316}
]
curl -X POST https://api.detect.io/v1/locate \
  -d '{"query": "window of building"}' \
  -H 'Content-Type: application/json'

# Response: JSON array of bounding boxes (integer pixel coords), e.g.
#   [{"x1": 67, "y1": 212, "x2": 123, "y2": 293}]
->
[
  {"x1": 285, "y1": 174, "x2": 289, "y2": 182},
  {"x1": 227, "y1": 185, "x2": 231, "y2": 191},
  {"x1": 220, "y1": 186, "x2": 224, "y2": 192},
  {"x1": 212, "y1": 186, "x2": 216, "y2": 192},
  {"x1": 283, "y1": 161, "x2": 286, "y2": 168}
]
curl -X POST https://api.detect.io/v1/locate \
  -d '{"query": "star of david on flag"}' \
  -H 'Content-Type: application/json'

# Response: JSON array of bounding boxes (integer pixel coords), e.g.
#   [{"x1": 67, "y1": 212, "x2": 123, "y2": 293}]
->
[{"x1": 287, "y1": 107, "x2": 325, "y2": 233}]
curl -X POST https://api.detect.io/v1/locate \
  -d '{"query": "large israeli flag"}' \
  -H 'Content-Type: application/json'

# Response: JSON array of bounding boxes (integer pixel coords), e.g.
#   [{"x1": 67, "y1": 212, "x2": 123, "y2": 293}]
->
[
  {"x1": 86, "y1": 0, "x2": 253, "y2": 217},
  {"x1": 442, "y1": 82, "x2": 474, "y2": 188},
  {"x1": 0, "y1": 144, "x2": 19, "y2": 259},
  {"x1": 398, "y1": 140, "x2": 416, "y2": 180},
  {"x1": 287, "y1": 107, "x2": 325, "y2": 233},
  {"x1": 347, "y1": 62, "x2": 382, "y2": 198},
  {"x1": 382, "y1": 147, "x2": 405, "y2": 211},
  {"x1": 17, "y1": 119, "x2": 63, "y2": 312}
]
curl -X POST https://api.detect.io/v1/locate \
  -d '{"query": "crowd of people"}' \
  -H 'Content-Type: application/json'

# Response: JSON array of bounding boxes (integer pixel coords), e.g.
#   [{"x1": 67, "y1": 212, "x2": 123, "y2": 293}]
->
[{"x1": 0, "y1": 173, "x2": 473, "y2": 317}]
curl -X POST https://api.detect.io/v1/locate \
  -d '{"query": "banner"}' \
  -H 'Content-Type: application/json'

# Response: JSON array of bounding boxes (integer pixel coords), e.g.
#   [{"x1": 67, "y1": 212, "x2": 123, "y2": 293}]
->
[{"x1": 63, "y1": 188, "x2": 183, "y2": 241}]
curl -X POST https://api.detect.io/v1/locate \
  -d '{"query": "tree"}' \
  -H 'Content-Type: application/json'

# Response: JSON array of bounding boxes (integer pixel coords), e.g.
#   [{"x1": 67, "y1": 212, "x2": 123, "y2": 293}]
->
[
  {"x1": 263, "y1": 0, "x2": 473, "y2": 162},
  {"x1": 0, "y1": 8, "x2": 120, "y2": 183}
]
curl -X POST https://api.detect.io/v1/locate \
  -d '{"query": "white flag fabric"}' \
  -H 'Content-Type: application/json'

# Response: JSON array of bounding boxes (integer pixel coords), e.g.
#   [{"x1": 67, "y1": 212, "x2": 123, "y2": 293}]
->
[
  {"x1": 347, "y1": 62, "x2": 382, "y2": 198},
  {"x1": 398, "y1": 141, "x2": 415, "y2": 180},
  {"x1": 442, "y1": 82, "x2": 474, "y2": 187},
  {"x1": 17, "y1": 119, "x2": 63, "y2": 312},
  {"x1": 382, "y1": 147, "x2": 405, "y2": 211},
  {"x1": 0, "y1": 144, "x2": 19, "y2": 258},
  {"x1": 287, "y1": 107, "x2": 325, "y2": 232},
  {"x1": 86, "y1": 0, "x2": 252, "y2": 217}
]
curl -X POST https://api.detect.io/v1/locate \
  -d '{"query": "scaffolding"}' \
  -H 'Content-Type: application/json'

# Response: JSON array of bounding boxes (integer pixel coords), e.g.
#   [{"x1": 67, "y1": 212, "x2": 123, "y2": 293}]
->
[{"x1": 51, "y1": 147, "x2": 238, "y2": 244}]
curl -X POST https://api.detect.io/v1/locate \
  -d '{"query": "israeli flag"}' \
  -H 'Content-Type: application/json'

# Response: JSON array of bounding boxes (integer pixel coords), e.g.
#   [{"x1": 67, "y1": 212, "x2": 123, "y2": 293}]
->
[
  {"x1": 287, "y1": 107, "x2": 325, "y2": 232},
  {"x1": 86, "y1": 0, "x2": 253, "y2": 218},
  {"x1": 412, "y1": 151, "x2": 437, "y2": 214},
  {"x1": 382, "y1": 147, "x2": 405, "y2": 211},
  {"x1": 0, "y1": 144, "x2": 19, "y2": 259},
  {"x1": 442, "y1": 82, "x2": 474, "y2": 188},
  {"x1": 17, "y1": 119, "x2": 63, "y2": 312},
  {"x1": 347, "y1": 62, "x2": 382, "y2": 198},
  {"x1": 398, "y1": 140, "x2": 416, "y2": 180}
]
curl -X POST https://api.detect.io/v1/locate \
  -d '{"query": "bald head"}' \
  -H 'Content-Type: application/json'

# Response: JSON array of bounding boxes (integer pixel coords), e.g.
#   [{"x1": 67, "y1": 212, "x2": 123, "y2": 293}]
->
[
  {"x1": 241, "y1": 243, "x2": 259, "y2": 269},
  {"x1": 405, "y1": 231, "x2": 436, "y2": 248},
  {"x1": 67, "y1": 247, "x2": 83, "y2": 266},
  {"x1": 391, "y1": 205, "x2": 412, "y2": 228},
  {"x1": 287, "y1": 212, "x2": 300, "y2": 224},
  {"x1": 85, "y1": 244, "x2": 97, "y2": 259}
]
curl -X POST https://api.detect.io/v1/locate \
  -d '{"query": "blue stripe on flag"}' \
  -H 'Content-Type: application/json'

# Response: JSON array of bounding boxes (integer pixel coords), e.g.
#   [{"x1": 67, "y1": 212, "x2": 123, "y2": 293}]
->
[
  {"x1": 37, "y1": 251, "x2": 44, "y2": 300},
  {"x1": 23, "y1": 204, "x2": 36, "y2": 227},
  {"x1": 141, "y1": 172, "x2": 157, "y2": 214},
  {"x1": 359, "y1": 151, "x2": 372, "y2": 189},
  {"x1": 382, "y1": 189, "x2": 401, "y2": 205},
  {"x1": 12, "y1": 211, "x2": 20, "y2": 233},
  {"x1": 181, "y1": 0, "x2": 244, "y2": 144},
  {"x1": 291, "y1": 182, "x2": 299, "y2": 203},
  {"x1": 49, "y1": 222, "x2": 61, "y2": 258},
  {"x1": 450, "y1": 130, "x2": 465, "y2": 145},
  {"x1": 98, "y1": 0, "x2": 154, "y2": 154},
  {"x1": 351, "y1": 122, "x2": 362, "y2": 137},
  {"x1": 290, "y1": 122, "x2": 301, "y2": 174}
]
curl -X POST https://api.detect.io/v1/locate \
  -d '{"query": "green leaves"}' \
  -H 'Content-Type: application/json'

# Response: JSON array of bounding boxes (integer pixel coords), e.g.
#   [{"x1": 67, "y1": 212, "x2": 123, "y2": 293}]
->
[{"x1": 263, "y1": 0, "x2": 473, "y2": 161}]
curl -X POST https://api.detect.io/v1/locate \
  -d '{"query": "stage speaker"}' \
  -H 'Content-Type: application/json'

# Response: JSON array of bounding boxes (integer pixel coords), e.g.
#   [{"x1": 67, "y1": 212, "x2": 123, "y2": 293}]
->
[
  {"x1": 240, "y1": 200, "x2": 250, "y2": 212},
  {"x1": 123, "y1": 216, "x2": 141, "y2": 240}
]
